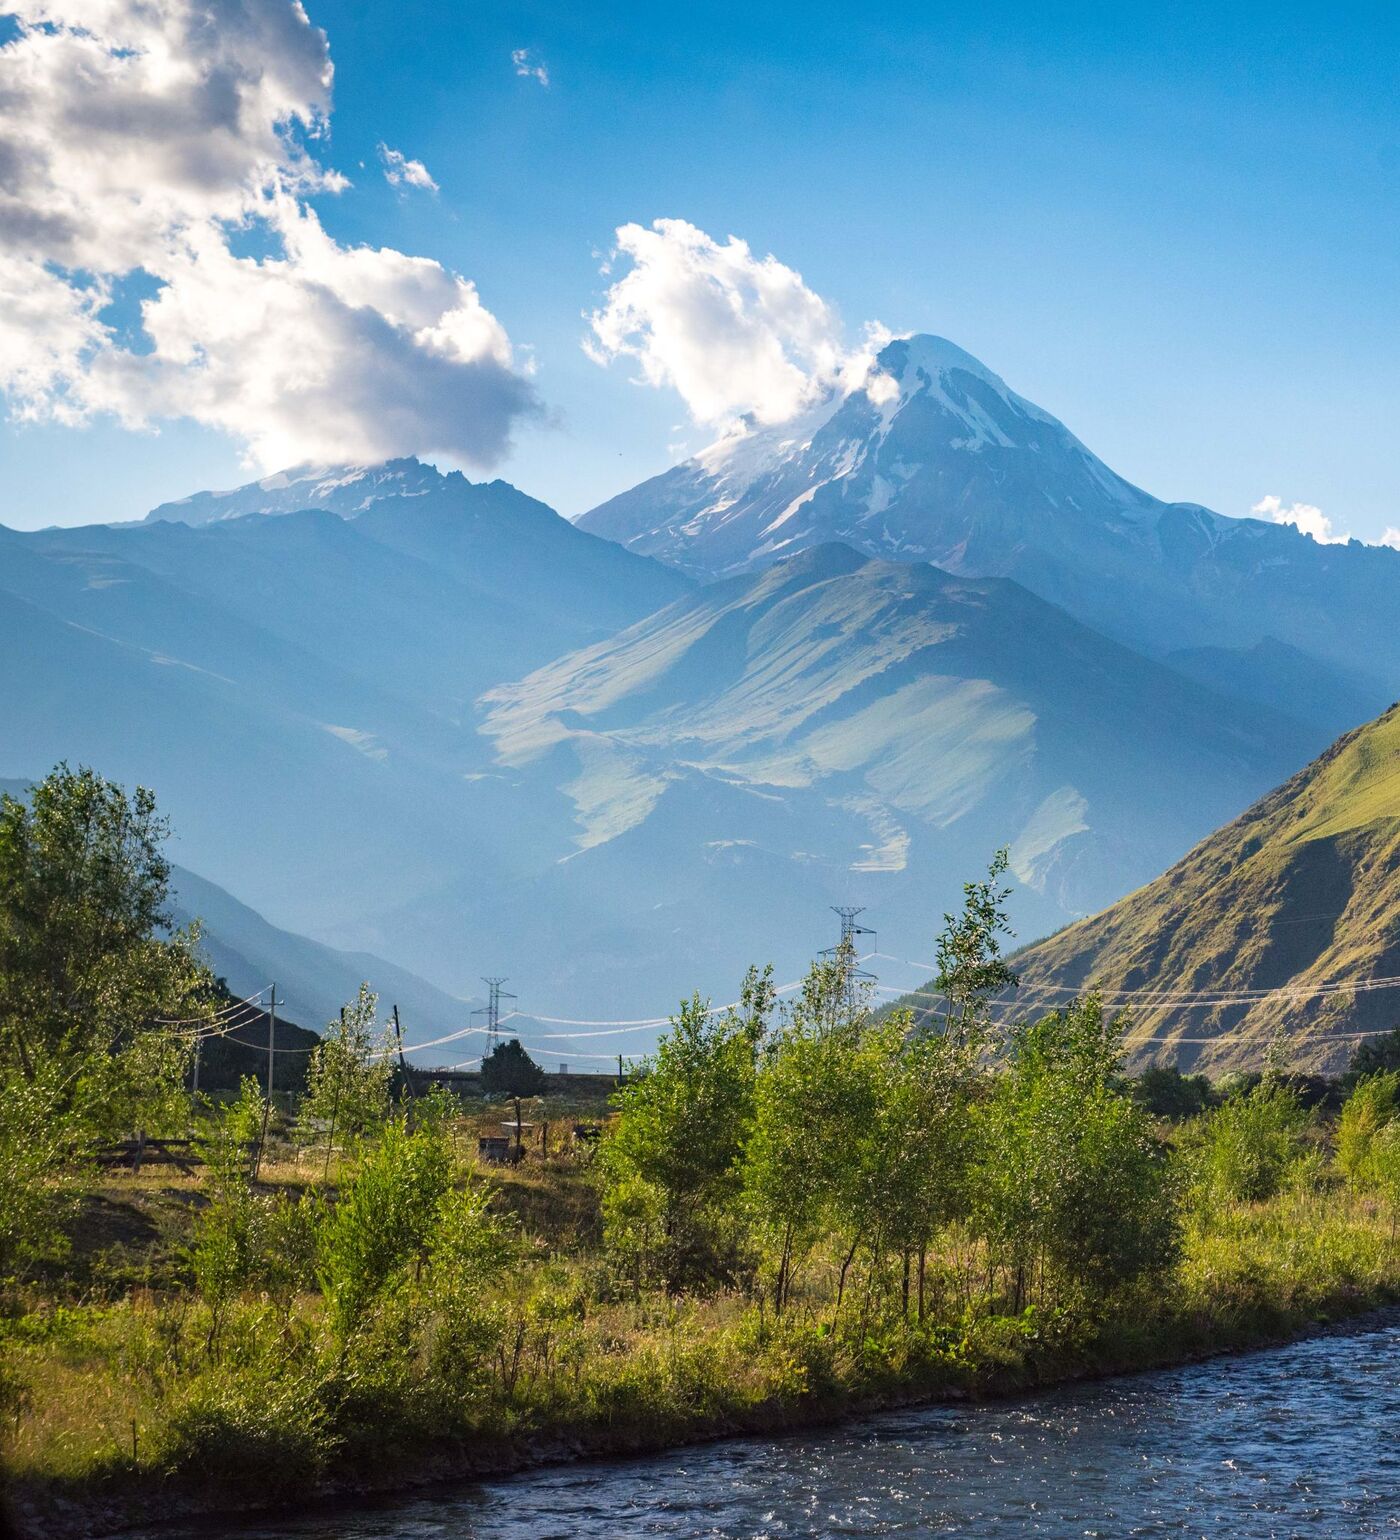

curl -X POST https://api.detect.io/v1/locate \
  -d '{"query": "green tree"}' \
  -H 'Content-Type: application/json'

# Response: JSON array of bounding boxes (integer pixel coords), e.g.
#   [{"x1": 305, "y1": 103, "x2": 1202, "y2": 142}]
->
[
  {"x1": 974, "y1": 998, "x2": 1180, "y2": 1307},
  {"x1": 0, "y1": 765, "x2": 207, "y2": 1084},
  {"x1": 1133, "y1": 1064, "x2": 1213, "y2": 1120},
  {"x1": 745, "y1": 954, "x2": 874, "y2": 1312},
  {"x1": 1335, "y1": 1071, "x2": 1400, "y2": 1187},
  {"x1": 930, "y1": 848, "x2": 1019, "y2": 1044},
  {"x1": 317, "y1": 1116, "x2": 456, "y2": 1338},
  {"x1": 190, "y1": 1079, "x2": 315, "y2": 1351},
  {"x1": 1369, "y1": 1122, "x2": 1400, "y2": 1249},
  {"x1": 423, "y1": 1184, "x2": 518, "y2": 1390},
  {"x1": 601, "y1": 968, "x2": 772, "y2": 1291},
  {"x1": 1197, "y1": 1078, "x2": 1308, "y2": 1203},
  {"x1": 0, "y1": 1060, "x2": 86, "y2": 1281},
  {"x1": 0, "y1": 767, "x2": 213, "y2": 1282},
  {"x1": 296, "y1": 984, "x2": 393, "y2": 1160},
  {"x1": 480, "y1": 1038, "x2": 546, "y2": 1158},
  {"x1": 1345, "y1": 1026, "x2": 1400, "y2": 1086},
  {"x1": 82, "y1": 1024, "x2": 195, "y2": 1141},
  {"x1": 876, "y1": 1012, "x2": 984, "y2": 1320}
]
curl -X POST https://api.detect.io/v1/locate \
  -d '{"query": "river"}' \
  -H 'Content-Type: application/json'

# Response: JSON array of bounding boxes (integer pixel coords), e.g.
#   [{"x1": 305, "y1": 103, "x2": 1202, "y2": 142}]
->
[{"x1": 159, "y1": 1316, "x2": 1399, "y2": 1538}]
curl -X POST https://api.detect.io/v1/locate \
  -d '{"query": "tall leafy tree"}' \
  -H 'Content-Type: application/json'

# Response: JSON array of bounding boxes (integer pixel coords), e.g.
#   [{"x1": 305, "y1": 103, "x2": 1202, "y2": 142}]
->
[
  {"x1": 975, "y1": 998, "x2": 1181, "y2": 1307},
  {"x1": 601, "y1": 967, "x2": 772, "y2": 1290},
  {"x1": 931, "y1": 847, "x2": 1019, "y2": 1044},
  {"x1": 296, "y1": 984, "x2": 394, "y2": 1156},
  {"x1": 481, "y1": 1038, "x2": 547, "y2": 1162},
  {"x1": 746, "y1": 954, "x2": 874, "y2": 1312},
  {"x1": 0, "y1": 764, "x2": 207, "y2": 1084}
]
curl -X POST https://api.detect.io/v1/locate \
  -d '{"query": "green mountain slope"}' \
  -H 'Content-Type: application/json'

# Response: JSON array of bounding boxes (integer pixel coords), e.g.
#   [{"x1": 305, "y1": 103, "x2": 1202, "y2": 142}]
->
[{"x1": 989, "y1": 704, "x2": 1400, "y2": 1074}]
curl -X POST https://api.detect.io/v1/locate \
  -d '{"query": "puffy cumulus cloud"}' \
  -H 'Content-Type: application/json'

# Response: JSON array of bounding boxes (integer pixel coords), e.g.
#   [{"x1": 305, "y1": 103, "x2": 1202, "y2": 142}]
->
[
  {"x1": 1253, "y1": 495, "x2": 1342, "y2": 544},
  {"x1": 585, "y1": 218, "x2": 892, "y2": 432},
  {"x1": 0, "y1": 1, "x2": 537, "y2": 469},
  {"x1": 84, "y1": 201, "x2": 535, "y2": 468},
  {"x1": 1252, "y1": 496, "x2": 1400, "y2": 552},
  {"x1": 0, "y1": 0, "x2": 339, "y2": 274},
  {"x1": 511, "y1": 48, "x2": 549, "y2": 87},
  {"x1": 378, "y1": 142, "x2": 438, "y2": 193}
]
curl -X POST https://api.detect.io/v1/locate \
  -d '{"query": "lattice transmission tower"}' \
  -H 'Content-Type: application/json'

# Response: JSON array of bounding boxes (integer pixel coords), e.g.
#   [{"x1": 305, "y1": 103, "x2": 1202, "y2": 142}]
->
[
  {"x1": 822, "y1": 906, "x2": 876, "y2": 1008},
  {"x1": 472, "y1": 975, "x2": 517, "y2": 1056}
]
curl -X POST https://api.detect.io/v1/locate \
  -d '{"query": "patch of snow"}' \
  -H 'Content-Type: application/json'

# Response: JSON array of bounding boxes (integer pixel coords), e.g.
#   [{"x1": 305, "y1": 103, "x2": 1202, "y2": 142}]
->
[{"x1": 763, "y1": 479, "x2": 828, "y2": 535}]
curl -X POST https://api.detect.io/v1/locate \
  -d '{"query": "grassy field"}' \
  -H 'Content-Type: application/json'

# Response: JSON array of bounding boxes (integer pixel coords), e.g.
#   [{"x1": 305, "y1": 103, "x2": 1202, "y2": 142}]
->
[{"x1": 5, "y1": 1088, "x2": 1399, "y2": 1539}]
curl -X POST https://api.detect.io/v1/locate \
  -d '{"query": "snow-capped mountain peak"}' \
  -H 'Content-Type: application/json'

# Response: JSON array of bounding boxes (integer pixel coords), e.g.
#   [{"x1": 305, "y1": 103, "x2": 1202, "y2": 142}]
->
[
  {"x1": 143, "y1": 457, "x2": 450, "y2": 526},
  {"x1": 577, "y1": 333, "x2": 1158, "y2": 580}
]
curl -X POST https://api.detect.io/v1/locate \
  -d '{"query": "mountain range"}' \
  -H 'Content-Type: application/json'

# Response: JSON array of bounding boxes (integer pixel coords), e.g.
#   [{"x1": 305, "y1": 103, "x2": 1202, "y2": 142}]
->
[
  {"x1": 471, "y1": 542, "x2": 1306, "y2": 1003},
  {"x1": 4, "y1": 335, "x2": 1397, "y2": 1053},
  {"x1": 581, "y1": 335, "x2": 1397, "y2": 742}
]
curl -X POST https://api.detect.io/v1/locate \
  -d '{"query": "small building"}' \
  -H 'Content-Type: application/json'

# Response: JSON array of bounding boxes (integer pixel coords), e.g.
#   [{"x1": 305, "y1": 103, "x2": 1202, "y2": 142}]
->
[{"x1": 477, "y1": 1135, "x2": 513, "y2": 1164}]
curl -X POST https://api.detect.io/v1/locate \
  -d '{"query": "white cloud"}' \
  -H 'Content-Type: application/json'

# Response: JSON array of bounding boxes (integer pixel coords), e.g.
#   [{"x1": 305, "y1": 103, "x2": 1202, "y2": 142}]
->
[
  {"x1": 1252, "y1": 496, "x2": 1400, "y2": 552},
  {"x1": 585, "y1": 218, "x2": 891, "y2": 432},
  {"x1": 0, "y1": 1, "x2": 537, "y2": 470},
  {"x1": 511, "y1": 48, "x2": 549, "y2": 87},
  {"x1": 1252, "y1": 495, "x2": 1346, "y2": 545},
  {"x1": 378, "y1": 142, "x2": 438, "y2": 193}
]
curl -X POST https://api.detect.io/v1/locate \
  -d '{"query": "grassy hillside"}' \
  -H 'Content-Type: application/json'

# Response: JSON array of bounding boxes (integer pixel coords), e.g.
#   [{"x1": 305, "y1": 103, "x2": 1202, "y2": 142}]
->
[{"x1": 981, "y1": 703, "x2": 1400, "y2": 1074}]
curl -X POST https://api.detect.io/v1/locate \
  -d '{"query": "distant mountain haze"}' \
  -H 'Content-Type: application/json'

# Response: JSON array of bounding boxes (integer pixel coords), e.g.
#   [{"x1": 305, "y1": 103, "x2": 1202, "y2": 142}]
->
[
  {"x1": 0, "y1": 465, "x2": 685, "y2": 950},
  {"x1": 0, "y1": 777, "x2": 464, "y2": 1043},
  {"x1": 457, "y1": 544, "x2": 1312, "y2": 1013},
  {"x1": 167, "y1": 863, "x2": 471, "y2": 1040},
  {"x1": 580, "y1": 335, "x2": 1400, "y2": 738}
]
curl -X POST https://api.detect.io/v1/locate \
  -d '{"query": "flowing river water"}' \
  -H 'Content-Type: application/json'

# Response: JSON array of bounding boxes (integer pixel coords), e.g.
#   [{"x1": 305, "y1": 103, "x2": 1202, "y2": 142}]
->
[{"x1": 159, "y1": 1316, "x2": 1398, "y2": 1539}]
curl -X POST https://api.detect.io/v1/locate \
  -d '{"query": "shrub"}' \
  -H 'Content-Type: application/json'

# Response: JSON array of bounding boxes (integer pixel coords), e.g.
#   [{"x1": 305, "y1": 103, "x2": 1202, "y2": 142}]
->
[
  {"x1": 1197, "y1": 1080, "x2": 1308, "y2": 1203},
  {"x1": 157, "y1": 1365, "x2": 332, "y2": 1492},
  {"x1": 1336, "y1": 1072, "x2": 1400, "y2": 1187},
  {"x1": 318, "y1": 1118, "x2": 455, "y2": 1338}
]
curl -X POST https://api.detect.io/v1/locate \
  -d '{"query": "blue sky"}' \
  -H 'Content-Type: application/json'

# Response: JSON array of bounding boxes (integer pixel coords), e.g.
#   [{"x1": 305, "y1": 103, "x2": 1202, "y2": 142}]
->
[{"x1": 3, "y1": 0, "x2": 1397, "y2": 538}]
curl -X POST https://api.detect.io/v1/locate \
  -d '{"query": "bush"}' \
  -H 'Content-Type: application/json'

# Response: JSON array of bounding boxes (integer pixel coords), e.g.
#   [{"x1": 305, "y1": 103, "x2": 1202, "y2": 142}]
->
[
  {"x1": 1336, "y1": 1072, "x2": 1400, "y2": 1187},
  {"x1": 1197, "y1": 1080, "x2": 1308, "y2": 1203},
  {"x1": 1133, "y1": 1064, "x2": 1212, "y2": 1120},
  {"x1": 317, "y1": 1118, "x2": 455, "y2": 1337},
  {"x1": 157, "y1": 1366, "x2": 333, "y2": 1493}
]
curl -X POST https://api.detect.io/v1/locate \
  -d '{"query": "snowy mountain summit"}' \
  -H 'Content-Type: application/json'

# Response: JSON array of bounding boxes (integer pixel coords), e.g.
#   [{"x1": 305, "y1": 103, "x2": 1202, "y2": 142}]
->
[
  {"x1": 579, "y1": 333, "x2": 1400, "y2": 691},
  {"x1": 578, "y1": 334, "x2": 1159, "y2": 580},
  {"x1": 143, "y1": 458, "x2": 451, "y2": 526}
]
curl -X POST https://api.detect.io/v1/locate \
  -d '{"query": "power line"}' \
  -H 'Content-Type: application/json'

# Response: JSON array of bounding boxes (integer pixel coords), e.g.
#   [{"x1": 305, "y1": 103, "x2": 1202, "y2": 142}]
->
[{"x1": 873, "y1": 961, "x2": 1400, "y2": 1008}]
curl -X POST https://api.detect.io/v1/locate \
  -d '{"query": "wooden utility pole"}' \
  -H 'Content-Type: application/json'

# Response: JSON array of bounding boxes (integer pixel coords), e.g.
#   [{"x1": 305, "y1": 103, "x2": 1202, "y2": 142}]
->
[{"x1": 393, "y1": 1004, "x2": 414, "y2": 1100}]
